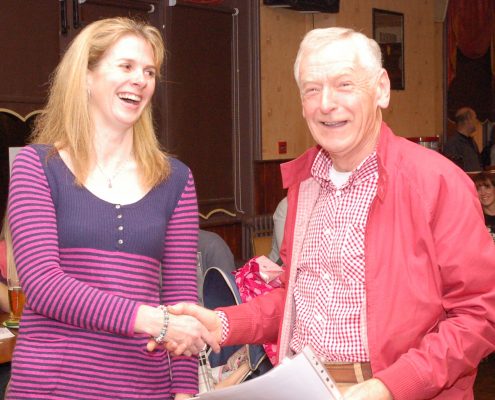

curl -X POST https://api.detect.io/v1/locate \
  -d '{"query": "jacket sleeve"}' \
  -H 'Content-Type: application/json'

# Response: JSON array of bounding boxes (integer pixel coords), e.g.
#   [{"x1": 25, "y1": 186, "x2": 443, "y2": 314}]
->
[
  {"x1": 219, "y1": 272, "x2": 287, "y2": 346},
  {"x1": 374, "y1": 166, "x2": 495, "y2": 399}
]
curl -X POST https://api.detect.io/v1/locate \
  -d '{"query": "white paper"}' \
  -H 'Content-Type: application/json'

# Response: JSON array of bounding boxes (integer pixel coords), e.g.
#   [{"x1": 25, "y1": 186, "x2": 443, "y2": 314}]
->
[
  {"x1": 0, "y1": 327, "x2": 15, "y2": 339},
  {"x1": 195, "y1": 346, "x2": 343, "y2": 400}
]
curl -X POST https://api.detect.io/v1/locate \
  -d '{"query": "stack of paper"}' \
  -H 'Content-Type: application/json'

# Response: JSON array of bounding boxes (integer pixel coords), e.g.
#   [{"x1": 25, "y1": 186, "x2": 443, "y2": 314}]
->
[{"x1": 195, "y1": 346, "x2": 343, "y2": 400}]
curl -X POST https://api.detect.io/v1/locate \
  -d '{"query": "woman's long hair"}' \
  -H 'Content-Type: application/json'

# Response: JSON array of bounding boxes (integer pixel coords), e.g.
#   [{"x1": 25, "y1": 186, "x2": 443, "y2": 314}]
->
[{"x1": 30, "y1": 17, "x2": 170, "y2": 188}]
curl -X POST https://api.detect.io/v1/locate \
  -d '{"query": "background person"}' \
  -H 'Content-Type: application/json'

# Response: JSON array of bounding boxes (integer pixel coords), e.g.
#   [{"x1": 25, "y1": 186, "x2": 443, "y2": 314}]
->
[
  {"x1": 267, "y1": 197, "x2": 287, "y2": 265},
  {"x1": 473, "y1": 172, "x2": 495, "y2": 241},
  {"x1": 6, "y1": 17, "x2": 217, "y2": 400},
  {"x1": 443, "y1": 107, "x2": 482, "y2": 171},
  {"x1": 168, "y1": 27, "x2": 495, "y2": 400}
]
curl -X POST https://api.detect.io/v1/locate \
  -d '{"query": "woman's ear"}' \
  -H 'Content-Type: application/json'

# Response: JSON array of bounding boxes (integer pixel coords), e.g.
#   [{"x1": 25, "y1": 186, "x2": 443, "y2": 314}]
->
[{"x1": 376, "y1": 68, "x2": 391, "y2": 109}]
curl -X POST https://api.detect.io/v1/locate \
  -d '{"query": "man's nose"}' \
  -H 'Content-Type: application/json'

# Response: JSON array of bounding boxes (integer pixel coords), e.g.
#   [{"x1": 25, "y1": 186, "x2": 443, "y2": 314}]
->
[{"x1": 320, "y1": 87, "x2": 337, "y2": 113}]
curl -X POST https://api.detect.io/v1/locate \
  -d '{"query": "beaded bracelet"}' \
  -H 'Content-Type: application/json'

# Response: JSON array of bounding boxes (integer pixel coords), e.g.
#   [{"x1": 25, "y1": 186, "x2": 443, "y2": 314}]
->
[{"x1": 154, "y1": 305, "x2": 169, "y2": 344}]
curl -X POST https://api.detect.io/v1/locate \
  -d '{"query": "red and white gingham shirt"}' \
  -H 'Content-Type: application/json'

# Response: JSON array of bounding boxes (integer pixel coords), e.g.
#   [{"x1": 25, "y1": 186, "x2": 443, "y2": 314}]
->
[
  {"x1": 217, "y1": 150, "x2": 378, "y2": 362},
  {"x1": 289, "y1": 149, "x2": 378, "y2": 362}
]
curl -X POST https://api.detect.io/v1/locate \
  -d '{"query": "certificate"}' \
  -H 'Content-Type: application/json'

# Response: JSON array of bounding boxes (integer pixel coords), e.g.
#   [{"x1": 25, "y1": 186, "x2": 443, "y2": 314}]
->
[{"x1": 195, "y1": 346, "x2": 343, "y2": 400}]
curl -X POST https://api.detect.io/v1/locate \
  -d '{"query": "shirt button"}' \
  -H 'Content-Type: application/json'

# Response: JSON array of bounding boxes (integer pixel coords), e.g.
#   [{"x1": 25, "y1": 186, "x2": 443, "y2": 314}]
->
[
  {"x1": 118, "y1": 226, "x2": 123, "y2": 231},
  {"x1": 324, "y1": 229, "x2": 331, "y2": 235},
  {"x1": 115, "y1": 204, "x2": 121, "y2": 209},
  {"x1": 118, "y1": 239, "x2": 124, "y2": 245},
  {"x1": 323, "y1": 273, "x2": 330, "y2": 281},
  {"x1": 117, "y1": 214, "x2": 123, "y2": 219},
  {"x1": 335, "y1": 190, "x2": 342, "y2": 197},
  {"x1": 315, "y1": 313, "x2": 323, "y2": 322}
]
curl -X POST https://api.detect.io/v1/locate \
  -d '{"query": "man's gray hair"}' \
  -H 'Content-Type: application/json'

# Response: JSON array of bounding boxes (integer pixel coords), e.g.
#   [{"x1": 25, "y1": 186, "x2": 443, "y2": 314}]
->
[{"x1": 293, "y1": 27, "x2": 383, "y2": 88}]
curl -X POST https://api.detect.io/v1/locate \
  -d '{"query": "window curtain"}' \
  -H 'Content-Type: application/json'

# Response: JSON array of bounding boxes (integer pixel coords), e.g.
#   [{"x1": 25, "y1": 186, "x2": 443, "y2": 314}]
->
[{"x1": 447, "y1": 0, "x2": 495, "y2": 86}]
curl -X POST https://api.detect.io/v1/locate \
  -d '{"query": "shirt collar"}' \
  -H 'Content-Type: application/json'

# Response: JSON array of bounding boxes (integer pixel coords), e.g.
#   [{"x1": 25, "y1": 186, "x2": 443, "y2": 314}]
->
[{"x1": 311, "y1": 148, "x2": 379, "y2": 190}]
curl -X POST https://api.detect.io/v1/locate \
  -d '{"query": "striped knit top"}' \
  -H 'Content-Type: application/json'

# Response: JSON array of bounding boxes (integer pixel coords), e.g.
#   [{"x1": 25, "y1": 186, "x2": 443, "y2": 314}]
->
[{"x1": 7, "y1": 144, "x2": 199, "y2": 399}]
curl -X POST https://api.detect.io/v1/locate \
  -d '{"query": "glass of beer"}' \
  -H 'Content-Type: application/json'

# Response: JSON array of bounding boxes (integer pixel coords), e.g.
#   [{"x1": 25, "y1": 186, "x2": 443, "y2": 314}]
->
[{"x1": 7, "y1": 277, "x2": 25, "y2": 324}]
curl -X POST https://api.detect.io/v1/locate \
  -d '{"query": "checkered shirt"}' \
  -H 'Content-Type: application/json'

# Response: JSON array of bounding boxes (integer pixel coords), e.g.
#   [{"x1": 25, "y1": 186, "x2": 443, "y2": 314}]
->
[{"x1": 289, "y1": 149, "x2": 378, "y2": 362}]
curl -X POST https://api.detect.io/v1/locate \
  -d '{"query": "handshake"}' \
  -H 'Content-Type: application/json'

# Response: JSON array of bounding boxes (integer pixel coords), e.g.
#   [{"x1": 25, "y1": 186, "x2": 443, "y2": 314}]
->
[{"x1": 143, "y1": 303, "x2": 223, "y2": 357}]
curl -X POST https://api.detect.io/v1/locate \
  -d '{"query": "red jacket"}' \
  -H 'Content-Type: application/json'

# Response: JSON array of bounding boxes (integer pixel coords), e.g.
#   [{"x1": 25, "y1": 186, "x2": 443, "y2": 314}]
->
[{"x1": 221, "y1": 123, "x2": 495, "y2": 399}]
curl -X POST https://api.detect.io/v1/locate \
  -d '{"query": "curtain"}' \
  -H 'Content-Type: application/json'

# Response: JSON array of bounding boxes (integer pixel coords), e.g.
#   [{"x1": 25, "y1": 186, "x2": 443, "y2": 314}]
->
[{"x1": 447, "y1": 0, "x2": 495, "y2": 85}]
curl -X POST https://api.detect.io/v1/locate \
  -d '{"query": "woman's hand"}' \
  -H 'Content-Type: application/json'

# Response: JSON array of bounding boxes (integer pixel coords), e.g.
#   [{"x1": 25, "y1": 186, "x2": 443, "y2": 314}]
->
[
  {"x1": 162, "y1": 312, "x2": 215, "y2": 356},
  {"x1": 166, "y1": 303, "x2": 222, "y2": 355},
  {"x1": 138, "y1": 304, "x2": 221, "y2": 356}
]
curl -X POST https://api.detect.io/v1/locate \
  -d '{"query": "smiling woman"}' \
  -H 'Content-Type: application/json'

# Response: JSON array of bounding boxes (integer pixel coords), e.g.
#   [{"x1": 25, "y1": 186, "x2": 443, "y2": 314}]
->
[
  {"x1": 6, "y1": 17, "x2": 214, "y2": 400},
  {"x1": 472, "y1": 172, "x2": 495, "y2": 241}
]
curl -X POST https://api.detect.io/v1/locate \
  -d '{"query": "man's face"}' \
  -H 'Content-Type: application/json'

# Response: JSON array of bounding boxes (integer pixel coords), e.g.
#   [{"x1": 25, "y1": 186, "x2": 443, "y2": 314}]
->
[
  {"x1": 298, "y1": 40, "x2": 390, "y2": 170},
  {"x1": 467, "y1": 111, "x2": 477, "y2": 136}
]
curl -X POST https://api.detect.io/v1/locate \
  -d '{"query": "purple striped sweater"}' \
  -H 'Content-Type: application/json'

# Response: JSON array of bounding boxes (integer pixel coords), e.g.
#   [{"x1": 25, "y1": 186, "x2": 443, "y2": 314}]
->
[{"x1": 7, "y1": 145, "x2": 199, "y2": 399}]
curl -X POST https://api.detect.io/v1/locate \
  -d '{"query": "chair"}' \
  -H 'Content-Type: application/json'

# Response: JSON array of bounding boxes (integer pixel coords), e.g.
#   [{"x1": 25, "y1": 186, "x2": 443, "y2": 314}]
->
[
  {"x1": 244, "y1": 214, "x2": 274, "y2": 258},
  {"x1": 252, "y1": 235, "x2": 273, "y2": 257}
]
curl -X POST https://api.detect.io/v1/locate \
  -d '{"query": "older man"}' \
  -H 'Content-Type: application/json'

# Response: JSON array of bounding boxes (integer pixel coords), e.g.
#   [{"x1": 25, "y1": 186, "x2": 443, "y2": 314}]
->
[{"x1": 169, "y1": 28, "x2": 495, "y2": 399}]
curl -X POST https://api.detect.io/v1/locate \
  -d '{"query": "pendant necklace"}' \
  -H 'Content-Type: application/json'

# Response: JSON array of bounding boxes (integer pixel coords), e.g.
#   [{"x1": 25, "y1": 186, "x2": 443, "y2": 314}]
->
[{"x1": 96, "y1": 157, "x2": 129, "y2": 189}]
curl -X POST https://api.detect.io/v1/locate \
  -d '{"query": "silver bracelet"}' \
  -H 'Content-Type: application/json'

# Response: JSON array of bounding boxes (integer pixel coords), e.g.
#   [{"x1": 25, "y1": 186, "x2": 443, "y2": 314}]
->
[{"x1": 154, "y1": 305, "x2": 169, "y2": 344}]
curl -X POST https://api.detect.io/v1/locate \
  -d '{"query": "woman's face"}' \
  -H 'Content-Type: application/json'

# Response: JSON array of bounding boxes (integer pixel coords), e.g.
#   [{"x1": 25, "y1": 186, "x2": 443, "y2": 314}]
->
[
  {"x1": 86, "y1": 34, "x2": 157, "y2": 132},
  {"x1": 477, "y1": 180, "x2": 495, "y2": 208}
]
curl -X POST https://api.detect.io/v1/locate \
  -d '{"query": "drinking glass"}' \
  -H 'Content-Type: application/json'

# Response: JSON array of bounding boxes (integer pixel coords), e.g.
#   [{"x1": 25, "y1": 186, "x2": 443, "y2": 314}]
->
[{"x1": 7, "y1": 277, "x2": 25, "y2": 325}]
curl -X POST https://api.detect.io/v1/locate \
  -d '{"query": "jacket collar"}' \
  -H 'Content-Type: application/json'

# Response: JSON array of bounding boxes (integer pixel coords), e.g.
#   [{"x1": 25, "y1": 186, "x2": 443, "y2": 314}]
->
[{"x1": 282, "y1": 122, "x2": 395, "y2": 202}]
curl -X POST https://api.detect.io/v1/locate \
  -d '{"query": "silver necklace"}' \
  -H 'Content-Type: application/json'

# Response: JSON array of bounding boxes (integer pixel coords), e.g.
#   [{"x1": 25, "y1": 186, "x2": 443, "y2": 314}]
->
[{"x1": 96, "y1": 158, "x2": 129, "y2": 189}]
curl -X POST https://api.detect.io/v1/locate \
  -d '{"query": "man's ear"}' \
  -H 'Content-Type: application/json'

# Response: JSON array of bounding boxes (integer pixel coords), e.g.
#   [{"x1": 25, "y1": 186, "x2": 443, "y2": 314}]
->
[{"x1": 376, "y1": 68, "x2": 391, "y2": 109}]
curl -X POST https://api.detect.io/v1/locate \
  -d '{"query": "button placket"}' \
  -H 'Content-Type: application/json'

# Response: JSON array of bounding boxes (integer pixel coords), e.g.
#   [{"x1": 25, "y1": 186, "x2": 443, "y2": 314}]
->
[{"x1": 115, "y1": 204, "x2": 124, "y2": 248}]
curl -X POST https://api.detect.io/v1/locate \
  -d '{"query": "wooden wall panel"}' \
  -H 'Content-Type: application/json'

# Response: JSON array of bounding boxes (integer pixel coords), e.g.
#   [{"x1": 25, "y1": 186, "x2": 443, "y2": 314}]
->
[
  {"x1": 315, "y1": 0, "x2": 442, "y2": 139},
  {"x1": 254, "y1": 160, "x2": 287, "y2": 215},
  {"x1": 259, "y1": 0, "x2": 443, "y2": 160},
  {"x1": 259, "y1": 4, "x2": 315, "y2": 160}
]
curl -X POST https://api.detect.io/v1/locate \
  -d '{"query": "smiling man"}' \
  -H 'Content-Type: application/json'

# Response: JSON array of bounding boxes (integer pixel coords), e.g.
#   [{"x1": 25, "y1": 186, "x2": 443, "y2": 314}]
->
[{"x1": 169, "y1": 27, "x2": 495, "y2": 400}]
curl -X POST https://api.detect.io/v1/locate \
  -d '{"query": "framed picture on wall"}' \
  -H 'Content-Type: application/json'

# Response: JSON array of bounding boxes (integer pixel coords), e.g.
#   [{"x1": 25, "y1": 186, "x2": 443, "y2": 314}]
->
[{"x1": 372, "y1": 8, "x2": 405, "y2": 90}]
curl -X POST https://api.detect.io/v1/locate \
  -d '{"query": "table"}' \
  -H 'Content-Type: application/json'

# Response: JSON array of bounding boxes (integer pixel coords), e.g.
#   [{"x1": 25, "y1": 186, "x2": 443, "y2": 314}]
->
[{"x1": 0, "y1": 313, "x2": 17, "y2": 363}]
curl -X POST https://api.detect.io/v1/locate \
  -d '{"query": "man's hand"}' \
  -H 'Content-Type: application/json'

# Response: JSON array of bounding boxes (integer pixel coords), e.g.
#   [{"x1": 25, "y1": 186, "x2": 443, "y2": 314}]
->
[
  {"x1": 167, "y1": 303, "x2": 222, "y2": 354},
  {"x1": 342, "y1": 378, "x2": 393, "y2": 400},
  {"x1": 146, "y1": 303, "x2": 222, "y2": 356}
]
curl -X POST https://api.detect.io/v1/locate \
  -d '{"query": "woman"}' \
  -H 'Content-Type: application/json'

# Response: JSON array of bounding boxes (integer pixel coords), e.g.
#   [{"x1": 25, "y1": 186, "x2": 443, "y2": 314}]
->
[
  {"x1": 6, "y1": 18, "x2": 215, "y2": 399},
  {"x1": 0, "y1": 217, "x2": 14, "y2": 313},
  {"x1": 473, "y1": 172, "x2": 495, "y2": 241}
]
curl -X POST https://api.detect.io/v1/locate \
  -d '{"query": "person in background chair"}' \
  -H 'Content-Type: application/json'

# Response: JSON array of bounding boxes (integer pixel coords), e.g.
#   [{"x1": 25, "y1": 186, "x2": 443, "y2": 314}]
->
[
  {"x1": 167, "y1": 27, "x2": 495, "y2": 400},
  {"x1": 267, "y1": 197, "x2": 287, "y2": 265},
  {"x1": 443, "y1": 107, "x2": 482, "y2": 172},
  {"x1": 198, "y1": 229, "x2": 236, "y2": 275},
  {"x1": 6, "y1": 17, "x2": 217, "y2": 400}
]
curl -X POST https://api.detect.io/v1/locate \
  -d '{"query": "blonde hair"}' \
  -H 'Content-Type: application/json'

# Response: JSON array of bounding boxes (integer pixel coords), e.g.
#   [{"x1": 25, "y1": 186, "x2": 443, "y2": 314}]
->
[
  {"x1": 294, "y1": 27, "x2": 383, "y2": 88},
  {"x1": 31, "y1": 17, "x2": 170, "y2": 188}
]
